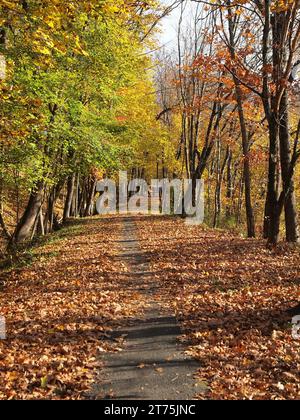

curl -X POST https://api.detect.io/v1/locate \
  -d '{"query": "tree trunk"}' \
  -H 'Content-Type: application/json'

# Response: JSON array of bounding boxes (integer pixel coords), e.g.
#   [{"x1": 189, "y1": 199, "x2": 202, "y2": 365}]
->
[
  {"x1": 84, "y1": 177, "x2": 97, "y2": 217},
  {"x1": 266, "y1": 113, "x2": 281, "y2": 245},
  {"x1": 285, "y1": 189, "x2": 299, "y2": 242},
  {"x1": 265, "y1": 11, "x2": 299, "y2": 245},
  {"x1": 226, "y1": 149, "x2": 233, "y2": 218},
  {"x1": 279, "y1": 91, "x2": 299, "y2": 243},
  {"x1": 44, "y1": 189, "x2": 55, "y2": 234},
  {"x1": 78, "y1": 178, "x2": 87, "y2": 217},
  {"x1": 237, "y1": 170, "x2": 244, "y2": 225},
  {"x1": 45, "y1": 180, "x2": 64, "y2": 233},
  {"x1": 268, "y1": 202, "x2": 281, "y2": 246},
  {"x1": 263, "y1": 196, "x2": 270, "y2": 239},
  {"x1": 11, "y1": 182, "x2": 44, "y2": 244},
  {"x1": 63, "y1": 174, "x2": 75, "y2": 222},
  {"x1": 37, "y1": 207, "x2": 45, "y2": 236},
  {"x1": 213, "y1": 142, "x2": 228, "y2": 228},
  {"x1": 227, "y1": 5, "x2": 256, "y2": 238}
]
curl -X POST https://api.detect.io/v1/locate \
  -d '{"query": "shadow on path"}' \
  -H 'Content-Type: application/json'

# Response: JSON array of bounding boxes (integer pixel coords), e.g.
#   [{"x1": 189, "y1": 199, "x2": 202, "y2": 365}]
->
[{"x1": 91, "y1": 216, "x2": 204, "y2": 400}]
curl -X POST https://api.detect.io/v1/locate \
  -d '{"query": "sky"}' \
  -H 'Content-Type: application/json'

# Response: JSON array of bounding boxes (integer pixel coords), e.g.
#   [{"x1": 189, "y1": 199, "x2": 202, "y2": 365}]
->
[
  {"x1": 158, "y1": 0, "x2": 197, "y2": 51},
  {"x1": 159, "y1": 1, "x2": 182, "y2": 49}
]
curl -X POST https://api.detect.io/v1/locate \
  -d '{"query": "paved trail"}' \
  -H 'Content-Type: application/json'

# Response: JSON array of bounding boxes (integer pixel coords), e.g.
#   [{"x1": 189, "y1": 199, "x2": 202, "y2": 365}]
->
[{"x1": 94, "y1": 217, "x2": 201, "y2": 400}]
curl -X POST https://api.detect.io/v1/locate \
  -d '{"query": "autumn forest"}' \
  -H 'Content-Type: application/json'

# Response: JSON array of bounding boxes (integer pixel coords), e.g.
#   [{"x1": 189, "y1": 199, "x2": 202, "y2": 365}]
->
[{"x1": 0, "y1": 0, "x2": 300, "y2": 402}]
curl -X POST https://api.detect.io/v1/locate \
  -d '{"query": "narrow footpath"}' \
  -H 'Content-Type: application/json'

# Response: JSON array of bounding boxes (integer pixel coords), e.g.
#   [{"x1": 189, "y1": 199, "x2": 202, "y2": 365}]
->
[{"x1": 95, "y1": 217, "x2": 199, "y2": 400}]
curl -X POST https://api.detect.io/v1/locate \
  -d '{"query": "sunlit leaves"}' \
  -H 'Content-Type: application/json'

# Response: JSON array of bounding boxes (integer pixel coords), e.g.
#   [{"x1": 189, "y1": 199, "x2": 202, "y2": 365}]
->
[
  {"x1": 137, "y1": 217, "x2": 300, "y2": 400},
  {"x1": 0, "y1": 0, "x2": 164, "y2": 199},
  {"x1": 0, "y1": 217, "x2": 145, "y2": 399}
]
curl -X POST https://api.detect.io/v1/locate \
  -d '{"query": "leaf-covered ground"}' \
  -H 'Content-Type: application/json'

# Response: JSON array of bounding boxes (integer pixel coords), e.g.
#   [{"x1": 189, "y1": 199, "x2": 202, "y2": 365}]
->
[
  {"x1": 0, "y1": 217, "x2": 146, "y2": 400},
  {"x1": 136, "y1": 216, "x2": 300, "y2": 400},
  {"x1": 1, "y1": 215, "x2": 299, "y2": 400}
]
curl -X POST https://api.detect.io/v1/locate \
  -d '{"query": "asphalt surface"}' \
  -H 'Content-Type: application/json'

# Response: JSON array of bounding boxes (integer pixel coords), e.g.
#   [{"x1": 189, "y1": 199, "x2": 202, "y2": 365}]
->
[{"x1": 94, "y1": 217, "x2": 202, "y2": 400}]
